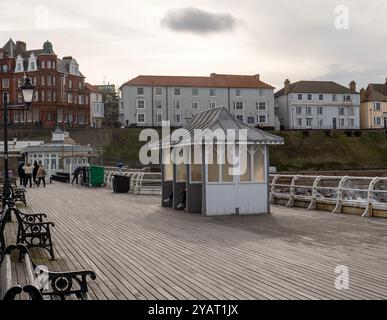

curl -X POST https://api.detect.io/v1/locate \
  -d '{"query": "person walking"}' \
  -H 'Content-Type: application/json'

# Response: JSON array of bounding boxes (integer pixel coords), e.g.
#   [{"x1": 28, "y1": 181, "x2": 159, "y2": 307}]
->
[
  {"x1": 23, "y1": 163, "x2": 33, "y2": 188},
  {"x1": 71, "y1": 166, "x2": 82, "y2": 185},
  {"x1": 36, "y1": 162, "x2": 46, "y2": 187},
  {"x1": 18, "y1": 162, "x2": 25, "y2": 187},
  {"x1": 32, "y1": 161, "x2": 39, "y2": 186}
]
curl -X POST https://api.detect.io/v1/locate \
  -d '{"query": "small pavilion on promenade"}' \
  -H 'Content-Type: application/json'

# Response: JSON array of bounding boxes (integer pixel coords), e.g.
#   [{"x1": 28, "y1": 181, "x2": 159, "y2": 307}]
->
[{"x1": 150, "y1": 107, "x2": 284, "y2": 216}]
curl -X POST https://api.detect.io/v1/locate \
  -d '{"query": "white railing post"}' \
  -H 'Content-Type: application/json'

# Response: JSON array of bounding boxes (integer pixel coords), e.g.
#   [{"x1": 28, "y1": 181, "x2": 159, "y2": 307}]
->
[
  {"x1": 286, "y1": 175, "x2": 300, "y2": 207},
  {"x1": 332, "y1": 176, "x2": 349, "y2": 214},
  {"x1": 307, "y1": 176, "x2": 321, "y2": 210},
  {"x1": 363, "y1": 177, "x2": 379, "y2": 217},
  {"x1": 269, "y1": 174, "x2": 280, "y2": 204}
]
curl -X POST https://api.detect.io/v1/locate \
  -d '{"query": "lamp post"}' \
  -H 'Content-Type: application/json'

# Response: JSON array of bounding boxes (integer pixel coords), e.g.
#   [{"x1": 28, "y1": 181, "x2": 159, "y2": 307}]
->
[{"x1": 2, "y1": 74, "x2": 35, "y2": 209}]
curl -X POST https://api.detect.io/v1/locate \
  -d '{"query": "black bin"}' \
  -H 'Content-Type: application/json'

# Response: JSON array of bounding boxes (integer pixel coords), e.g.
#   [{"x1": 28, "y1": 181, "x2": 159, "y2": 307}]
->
[{"x1": 113, "y1": 175, "x2": 130, "y2": 193}]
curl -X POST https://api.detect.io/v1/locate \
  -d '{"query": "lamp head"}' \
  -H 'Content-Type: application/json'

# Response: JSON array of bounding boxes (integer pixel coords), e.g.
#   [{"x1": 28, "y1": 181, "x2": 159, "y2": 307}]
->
[{"x1": 20, "y1": 74, "x2": 35, "y2": 108}]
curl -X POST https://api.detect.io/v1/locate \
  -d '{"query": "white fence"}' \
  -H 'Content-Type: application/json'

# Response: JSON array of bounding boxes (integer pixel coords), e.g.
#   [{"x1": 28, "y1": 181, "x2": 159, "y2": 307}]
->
[
  {"x1": 104, "y1": 169, "x2": 161, "y2": 195},
  {"x1": 270, "y1": 174, "x2": 387, "y2": 217}
]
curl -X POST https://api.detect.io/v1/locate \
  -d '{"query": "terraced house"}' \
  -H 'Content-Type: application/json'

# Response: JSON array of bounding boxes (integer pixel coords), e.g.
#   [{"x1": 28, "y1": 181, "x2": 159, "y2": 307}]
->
[
  {"x1": 360, "y1": 80, "x2": 387, "y2": 129},
  {"x1": 119, "y1": 73, "x2": 279, "y2": 129},
  {"x1": 275, "y1": 80, "x2": 360, "y2": 130},
  {"x1": 0, "y1": 39, "x2": 90, "y2": 128}
]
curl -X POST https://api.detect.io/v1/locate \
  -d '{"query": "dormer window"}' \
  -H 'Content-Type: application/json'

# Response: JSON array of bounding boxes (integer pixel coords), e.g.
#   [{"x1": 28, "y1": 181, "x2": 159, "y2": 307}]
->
[
  {"x1": 15, "y1": 55, "x2": 24, "y2": 72},
  {"x1": 69, "y1": 59, "x2": 80, "y2": 75},
  {"x1": 28, "y1": 53, "x2": 37, "y2": 71}
]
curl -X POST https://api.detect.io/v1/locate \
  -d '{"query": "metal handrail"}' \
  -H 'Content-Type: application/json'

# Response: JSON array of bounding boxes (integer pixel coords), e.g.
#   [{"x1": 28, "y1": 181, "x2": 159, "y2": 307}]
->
[
  {"x1": 104, "y1": 169, "x2": 161, "y2": 195},
  {"x1": 270, "y1": 174, "x2": 387, "y2": 217}
]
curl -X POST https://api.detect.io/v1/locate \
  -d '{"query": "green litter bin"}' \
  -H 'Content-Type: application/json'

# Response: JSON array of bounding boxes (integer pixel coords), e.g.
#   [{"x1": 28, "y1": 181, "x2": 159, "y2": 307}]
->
[{"x1": 89, "y1": 165, "x2": 105, "y2": 187}]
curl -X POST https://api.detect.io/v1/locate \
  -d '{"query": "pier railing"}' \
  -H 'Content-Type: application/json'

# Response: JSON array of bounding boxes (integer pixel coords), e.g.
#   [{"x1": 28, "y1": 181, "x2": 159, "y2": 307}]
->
[
  {"x1": 104, "y1": 169, "x2": 161, "y2": 195},
  {"x1": 269, "y1": 174, "x2": 387, "y2": 216}
]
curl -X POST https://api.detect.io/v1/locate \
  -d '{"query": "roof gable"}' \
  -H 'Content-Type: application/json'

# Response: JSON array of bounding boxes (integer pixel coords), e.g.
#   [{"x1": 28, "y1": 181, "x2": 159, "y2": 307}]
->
[{"x1": 275, "y1": 80, "x2": 356, "y2": 96}]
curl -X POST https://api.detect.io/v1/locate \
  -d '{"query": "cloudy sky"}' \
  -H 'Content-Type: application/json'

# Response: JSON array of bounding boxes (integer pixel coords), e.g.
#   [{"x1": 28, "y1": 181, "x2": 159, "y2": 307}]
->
[{"x1": 1, "y1": 0, "x2": 387, "y2": 90}]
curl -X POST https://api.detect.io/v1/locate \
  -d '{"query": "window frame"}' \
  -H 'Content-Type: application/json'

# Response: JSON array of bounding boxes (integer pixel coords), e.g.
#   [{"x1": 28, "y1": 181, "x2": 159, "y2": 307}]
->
[
  {"x1": 136, "y1": 99, "x2": 146, "y2": 109},
  {"x1": 137, "y1": 87, "x2": 144, "y2": 95},
  {"x1": 137, "y1": 113, "x2": 146, "y2": 123},
  {"x1": 234, "y1": 101, "x2": 244, "y2": 110}
]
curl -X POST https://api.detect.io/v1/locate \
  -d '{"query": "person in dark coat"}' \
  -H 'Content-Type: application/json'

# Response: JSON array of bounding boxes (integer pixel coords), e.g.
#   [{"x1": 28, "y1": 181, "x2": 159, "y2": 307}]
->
[
  {"x1": 71, "y1": 166, "x2": 82, "y2": 185},
  {"x1": 18, "y1": 162, "x2": 25, "y2": 186},
  {"x1": 32, "y1": 161, "x2": 39, "y2": 186}
]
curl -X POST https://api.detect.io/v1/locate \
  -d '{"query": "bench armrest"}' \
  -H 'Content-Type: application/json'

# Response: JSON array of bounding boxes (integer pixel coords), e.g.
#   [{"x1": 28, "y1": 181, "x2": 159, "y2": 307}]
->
[
  {"x1": 18, "y1": 212, "x2": 47, "y2": 223},
  {"x1": 36, "y1": 267, "x2": 96, "y2": 300},
  {"x1": 24, "y1": 221, "x2": 55, "y2": 228}
]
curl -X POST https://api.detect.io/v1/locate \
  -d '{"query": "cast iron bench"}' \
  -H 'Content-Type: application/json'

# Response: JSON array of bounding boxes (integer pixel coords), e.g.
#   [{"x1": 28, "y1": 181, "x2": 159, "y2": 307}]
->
[
  {"x1": 0, "y1": 206, "x2": 55, "y2": 260},
  {"x1": 12, "y1": 187, "x2": 27, "y2": 206},
  {"x1": 0, "y1": 244, "x2": 96, "y2": 300}
]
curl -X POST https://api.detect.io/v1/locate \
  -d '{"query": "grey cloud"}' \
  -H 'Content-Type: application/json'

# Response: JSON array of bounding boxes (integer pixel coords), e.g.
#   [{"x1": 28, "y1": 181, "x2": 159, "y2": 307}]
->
[{"x1": 161, "y1": 7, "x2": 236, "y2": 35}]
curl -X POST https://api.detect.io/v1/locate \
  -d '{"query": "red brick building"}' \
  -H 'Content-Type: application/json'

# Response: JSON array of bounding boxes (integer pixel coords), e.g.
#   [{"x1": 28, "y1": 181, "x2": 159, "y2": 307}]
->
[{"x1": 0, "y1": 39, "x2": 90, "y2": 128}]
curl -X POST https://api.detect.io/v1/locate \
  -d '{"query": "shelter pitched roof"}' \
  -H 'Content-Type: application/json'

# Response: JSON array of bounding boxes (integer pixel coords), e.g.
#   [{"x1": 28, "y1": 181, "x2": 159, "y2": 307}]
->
[{"x1": 150, "y1": 107, "x2": 284, "y2": 149}]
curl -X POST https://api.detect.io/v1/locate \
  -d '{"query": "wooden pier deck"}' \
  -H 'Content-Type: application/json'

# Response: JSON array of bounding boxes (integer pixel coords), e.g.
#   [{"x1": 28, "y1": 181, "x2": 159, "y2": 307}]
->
[{"x1": 5, "y1": 182, "x2": 387, "y2": 300}]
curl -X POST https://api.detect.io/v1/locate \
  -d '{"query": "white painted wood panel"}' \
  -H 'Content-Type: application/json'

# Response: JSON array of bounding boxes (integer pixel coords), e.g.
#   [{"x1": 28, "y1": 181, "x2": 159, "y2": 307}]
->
[{"x1": 205, "y1": 183, "x2": 268, "y2": 216}]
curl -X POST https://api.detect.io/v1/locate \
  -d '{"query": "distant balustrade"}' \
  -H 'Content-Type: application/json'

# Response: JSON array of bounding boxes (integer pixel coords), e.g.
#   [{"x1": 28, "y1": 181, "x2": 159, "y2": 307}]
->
[
  {"x1": 104, "y1": 168, "x2": 161, "y2": 195},
  {"x1": 270, "y1": 174, "x2": 387, "y2": 217}
]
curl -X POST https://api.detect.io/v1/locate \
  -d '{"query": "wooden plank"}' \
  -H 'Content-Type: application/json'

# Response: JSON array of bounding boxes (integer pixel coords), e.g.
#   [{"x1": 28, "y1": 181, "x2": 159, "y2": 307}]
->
[{"x1": 3, "y1": 182, "x2": 385, "y2": 300}]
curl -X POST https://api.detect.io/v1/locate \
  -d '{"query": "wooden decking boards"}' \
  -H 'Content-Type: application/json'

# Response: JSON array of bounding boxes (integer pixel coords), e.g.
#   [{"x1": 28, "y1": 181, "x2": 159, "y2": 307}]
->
[{"x1": 4, "y1": 182, "x2": 387, "y2": 300}]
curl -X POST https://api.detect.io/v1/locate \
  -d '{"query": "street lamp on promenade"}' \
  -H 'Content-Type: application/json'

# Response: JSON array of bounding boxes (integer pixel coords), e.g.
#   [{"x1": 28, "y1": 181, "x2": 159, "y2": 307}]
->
[{"x1": 2, "y1": 74, "x2": 35, "y2": 209}]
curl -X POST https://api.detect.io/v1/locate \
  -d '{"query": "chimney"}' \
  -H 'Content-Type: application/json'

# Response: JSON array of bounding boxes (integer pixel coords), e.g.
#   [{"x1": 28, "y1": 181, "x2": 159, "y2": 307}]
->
[
  {"x1": 349, "y1": 80, "x2": 356, "y2": 92},
  {"x1": 360, "y1": 88, "x2": 366, "y2": 100},
  {"x1": 254, "y1": 74, "x2": 260, "y2": 81},
  {"x1": 284, "y1": 79, "x2": 290, "y2": 91},
  {"x1": 16, "y1": 41, "x2": 26, "y2": 55}
]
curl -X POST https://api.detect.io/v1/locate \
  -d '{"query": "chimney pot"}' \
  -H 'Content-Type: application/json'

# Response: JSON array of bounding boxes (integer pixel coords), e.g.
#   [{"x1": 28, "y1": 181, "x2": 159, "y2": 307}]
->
[
  {"x1": 349, "y1": 80, "x2": 356, "y2": 92},
  {"x1": 16, "y1": 41, "x2": 26, "y2": 54},
  {"x1": 284, "y1": 79, "x2": 290, "y2": 91},
  {"x1": 254, "y1": 74, "x2": 260, "y2": 80}
]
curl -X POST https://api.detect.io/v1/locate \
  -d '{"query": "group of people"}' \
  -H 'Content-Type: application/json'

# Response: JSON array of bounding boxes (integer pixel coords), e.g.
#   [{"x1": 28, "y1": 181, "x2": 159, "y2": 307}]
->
[{"x1": 17, "y1": 161, "x2": 47, "y2": 188}]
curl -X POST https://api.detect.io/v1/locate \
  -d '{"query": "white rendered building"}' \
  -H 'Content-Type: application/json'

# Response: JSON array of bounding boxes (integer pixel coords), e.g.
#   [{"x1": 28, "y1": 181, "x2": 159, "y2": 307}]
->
[
  {"x1": 275, "y1": 80, "x2": 360, "y2": 130},
  {"x1": 119, "y1": 73, "x2": 279, "y2": 129}
]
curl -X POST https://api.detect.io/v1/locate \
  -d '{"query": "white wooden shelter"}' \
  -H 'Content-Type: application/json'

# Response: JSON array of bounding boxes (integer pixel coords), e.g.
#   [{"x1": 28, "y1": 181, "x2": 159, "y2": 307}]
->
[{"x1": 151, "y1": 107, "x2": 284, "y2": 216}]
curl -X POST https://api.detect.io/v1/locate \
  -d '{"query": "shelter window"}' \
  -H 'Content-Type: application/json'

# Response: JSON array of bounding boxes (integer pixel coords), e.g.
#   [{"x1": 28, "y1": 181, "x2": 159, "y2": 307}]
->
[
  {"x1": 221, "y1": 146, "x2": 234, "y2": 182},
  {"x1": 191, "y1": 147, "x2": 202, "y2": 182},
  {"x1": 253, "y1": 146, "x2": 265, "y2": 182},
  {"x1": 207, "y1": 145, "x2": 219, "y2": 182},
  {"x1": 163, "y1": 151, "x2": 173, "y2": 181},
  {"x1": 176, "y1": 163, "x2": 187, "y2": 182}
]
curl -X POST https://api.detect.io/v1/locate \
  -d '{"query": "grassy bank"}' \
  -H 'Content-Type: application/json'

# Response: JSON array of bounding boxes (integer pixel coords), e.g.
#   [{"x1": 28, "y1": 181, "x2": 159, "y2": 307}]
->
[
  {"x1": 102, "y1": 129, "x2": 387, "y2": 171},
  {"x1": 270, "y1": 130, "x2": 387, "y2": 171},
  {"x1": 6, "y1": 127, "x2": 387, "y2": 171}
]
